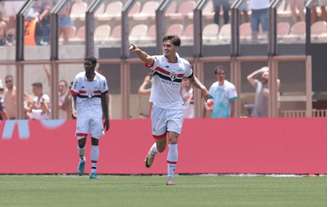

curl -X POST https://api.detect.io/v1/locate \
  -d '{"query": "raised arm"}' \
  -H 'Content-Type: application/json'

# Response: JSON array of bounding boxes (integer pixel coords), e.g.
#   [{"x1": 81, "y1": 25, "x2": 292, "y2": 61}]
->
[
  {"x1": 129, "y1": 44, "x2": 154, "y2": 66},
  {"x1": 189, "y1": 75, "x2": 208, "y2": 100},
  {"x1": 247, "y1": 67, "x2": 268, "y2": 87}
]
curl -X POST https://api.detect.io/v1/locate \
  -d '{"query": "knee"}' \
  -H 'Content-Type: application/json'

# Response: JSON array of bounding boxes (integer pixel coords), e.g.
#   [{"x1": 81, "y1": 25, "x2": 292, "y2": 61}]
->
[
  {"x1": 91, "y1": 138, "x2": 99, "y2": 146},
  {"x1": 78, "y1": 137, "x2": 86, "y2": 148},
  {"x1": 157, "y1": 143, "x2": 166, "y2": 153}
]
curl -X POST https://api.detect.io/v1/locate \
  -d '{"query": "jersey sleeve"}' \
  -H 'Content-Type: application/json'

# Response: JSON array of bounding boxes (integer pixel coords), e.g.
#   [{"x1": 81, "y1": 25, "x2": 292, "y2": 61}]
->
[
  {"x1": 145, "y1": 55, "x2": 160, "y2": 70},
  {"x1": 184, "y1": 61, "x2": 193, "y2": 78},
  {"x1": 101, "y1": 78, "x2": 109, "y2": 94},
  {"x1": 71, "y1": 76, "x2": 80, "y2": 96},
  {"x1": 228, "y1": 85, "x2": 238, "y2": 100}
]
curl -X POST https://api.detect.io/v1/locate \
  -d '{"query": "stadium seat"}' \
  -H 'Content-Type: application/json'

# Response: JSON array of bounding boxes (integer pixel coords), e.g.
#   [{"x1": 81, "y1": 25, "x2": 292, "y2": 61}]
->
[
  {"x1": 166, "y1": 1, "x2": 177, "y2": 15},
  {"x1": 277, "y1": 0, "x2": 292, "y2": 17},
  {"x1": 166, "y1": 24, "x2": 184, "y2": 36},
  {"x1": 133, "y1": 1, "x2": 159, "y2": 21},
  {"x1": 109, "y1": 25, "x2": 121, "y2": 41},
  {"x1": 168, "y1": 0, "x2": 196, "y2": 21},
  {"x1": 99, "y1": 1, "x2": 123, "y2": 20},
  {"x1": 128, "y1": 1, "x2": 141, "y2": 17},
  {"x1": 181, "y1": 24, "x2": 193, "y2": 41},
  {"x1": 94, "y1": 25, "x2": 111, "y2": 41},
  {"x1": 239, "y1": 22, "x2": 252, "y2": 40},
  {"x1": 289, "y1": 21, "x2": 305, "y2": 40},
  {"x1": 203, "y1": 23, "x2": 219, "y2": 42},
  {"x1": 94, "y1": 3, "x2": 105, "y2": 17},
  {"x1": 218, "y1": 23, "x2": 231, "y2": 42},
  {"x1": 277, "y1": 22, "x2": 290, "y2": 39},
  {"x1": 147, "y1": 24, "x2": 156, "y2": 41},
  {"x1": 70, "y1": 26, "x2": 85, "y2": 42},
  {"x1": 203, "y1": 2, "x2": 214, "y2": 21},
  {"x1": 311, "y1": 21, "x2": 327, "y2": 42},
  {"x1": 70, "y1": 0, "x2": 88, "y2": 19},
  {"x1": 129, "y1": 24, "x2": 148, "y2": 41},
  {"x1": 311, "y1": 21, "x2": 327, "y2": 35}
]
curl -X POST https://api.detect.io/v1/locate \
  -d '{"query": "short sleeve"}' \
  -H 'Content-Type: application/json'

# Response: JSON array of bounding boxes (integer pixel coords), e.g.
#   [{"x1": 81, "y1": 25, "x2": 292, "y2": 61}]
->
[
  {"x1": 184, "y1": 61, "x2": 193, "y2": 78},
  {"x1": 71, "y1": 76, "x2": 80, "y2": 96},
  {"x1": 101, "y1": 78, "x2": 109, "y2": 94},
  {"x1": 228, "y1": 85, "x2": 238, "y2": 100},
  {"x1": 208, "y1": 83, "x2": 216, "y2": 98},
  {"x1": 145, "y1": 55, "x2": 160, "y2": 70}
]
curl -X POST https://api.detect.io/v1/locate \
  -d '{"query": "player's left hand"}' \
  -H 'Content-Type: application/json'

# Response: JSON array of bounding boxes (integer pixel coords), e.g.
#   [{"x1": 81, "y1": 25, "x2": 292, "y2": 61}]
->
[{"x1": 103, "y1": 119, "x2": 110, "y2": 131}]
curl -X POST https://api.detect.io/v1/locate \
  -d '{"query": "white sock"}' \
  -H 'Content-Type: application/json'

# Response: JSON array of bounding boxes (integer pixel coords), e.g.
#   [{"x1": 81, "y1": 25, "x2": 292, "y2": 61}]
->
[
  {"x1": 167, "y1": 144, "x2": 178, "y2": 177},
  {"x1": 150, "y1": 143, "x2": 158, "y2": 155},
  {"x1": 78, "y1": 147, "x2": 85, "y2": 160},
  {"x1": 91, "y1": 145, "x2": 99, "y2": 173}
]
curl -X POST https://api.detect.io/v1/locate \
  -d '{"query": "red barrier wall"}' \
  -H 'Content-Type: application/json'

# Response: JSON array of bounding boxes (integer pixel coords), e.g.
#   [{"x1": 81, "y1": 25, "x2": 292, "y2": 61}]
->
[{"x1": 0, "y1": 118, "x2": 326, "y2": 174}]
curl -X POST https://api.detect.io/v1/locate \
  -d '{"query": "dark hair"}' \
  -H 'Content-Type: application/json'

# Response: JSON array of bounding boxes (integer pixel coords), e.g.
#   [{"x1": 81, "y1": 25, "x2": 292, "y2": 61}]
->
[
  {"x1": 32, "y1": 82, "x2": 43, "y2": 88},
  {"x1": 162, "y1": 35, "x2": 181, "y2": 47},
  {"x1": 214, "y1": 65, "x2": 225, "y2": 74},
  {"x1": 85, "y1": 56, "x2": 97, "y2": 65}
]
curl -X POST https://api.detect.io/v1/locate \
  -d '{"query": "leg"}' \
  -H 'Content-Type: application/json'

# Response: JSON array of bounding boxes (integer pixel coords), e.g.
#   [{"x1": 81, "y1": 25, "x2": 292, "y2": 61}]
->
[
  {"x1": 251, "y1": 10, "x2": 260, "y2": 40},
  {"x1": 77, "y1": 133, "x2": 87, "y2": 176},
  {"x1": 222, "y1": 0, "x2": 230, "y2": 24},
  {"x1": 89, "y1": 137, "x2": 99, "y2": 179},
  {"x1": 213, "y1": 0, "x2": 221, "y2": 25},
  {"x1": 166, "y1": 132, "x2": 179, "y2": 185},
  {"x1": 144, "y1": 133, "x2": 167, "y2": 168},
  {"x1": 165, "y1": 109, "x2": 184, "y2": 185}
]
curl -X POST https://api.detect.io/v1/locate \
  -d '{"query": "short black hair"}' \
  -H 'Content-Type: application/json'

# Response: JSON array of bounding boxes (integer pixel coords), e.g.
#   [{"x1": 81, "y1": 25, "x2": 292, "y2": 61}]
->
[
  {"x1": 32, "y1": 82, "x2": 43, "y2": 88},
  {"x1": 85, "y1": 56, "x2": 97, "y2": 65},
  {"x1": 162, "y1": 35, "x2": 181, "y2": 47},
  {"x1": 214, "y1": 65, "x2": 225, "y2": 74}
]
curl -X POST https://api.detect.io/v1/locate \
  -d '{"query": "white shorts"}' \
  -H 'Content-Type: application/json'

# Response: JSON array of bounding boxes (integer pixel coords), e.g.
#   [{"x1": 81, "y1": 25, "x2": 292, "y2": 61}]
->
[
  {"x1": 151, "y1": 105, "x2": 184, "y2": 136},
  {"x1": 76, "y1": 110, "x2": 103, "y2": 139}
]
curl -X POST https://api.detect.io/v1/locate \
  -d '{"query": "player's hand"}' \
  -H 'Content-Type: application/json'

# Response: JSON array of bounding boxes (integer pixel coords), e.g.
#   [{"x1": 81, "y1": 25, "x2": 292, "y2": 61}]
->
[
  {"x1": 200, "y1": 88, "x2": 209, "y2": 100},
  {"x1": 72, "y1": 110, "x2": 77, "y2": 119},
  {"x1": 129, "y1": 44, "x2": 137, "y2": 52},
  {"x1": 103, "y1": 119, "x2": 110, "y2": 132}
]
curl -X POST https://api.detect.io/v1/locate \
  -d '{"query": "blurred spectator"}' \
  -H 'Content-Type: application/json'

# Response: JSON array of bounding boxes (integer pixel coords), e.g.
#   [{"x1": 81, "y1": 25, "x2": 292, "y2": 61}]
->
[
  {"x1": 181, "y1": 78, "x2": 195, "y2": 119},
  {"x1": 58, "y1": 80, "x2": 73, "y2": 119},
  {"x1": 247, "y1": 66, "x2": 280, "y2": 117},
  {"x1": 59, "y1": 2, "x2": 73, "y2": 43},
  {"x1": 138, "y1": 74, "x2": 152, "y2": 118},
  {"x1": 26, "y1": 82, "x2": 51, "y2": 120},
  {"x1": 239, "y1": 0, "x2": 249, "y2": 23},
  {"x1": 3, "y1": 75, "x2": 17, "y2": 119},
  {"x1": 312, "y1": 0, "x2": 327, "y2": 23},
  {"x1": 33, "y1": 0, "x2": 52, "y2": 45},
  {"x1": 213, "y1": 0, "x2": 230, "y2": 25},
  {"x1": 0, "y1": 80, "x2": 8, "y2": 120},
  {"x1": 290, "y1": 0, "x2": 305, "y2": 22},
  {"x1": 206, "y1": 66, "x2": 237, "y2": 118},
  {"x1": 0, "y1": 11, "x2": 7, "y2": 46},
  {"x1": 249, "y1": 0, "x2": 269, "y2": 40}
]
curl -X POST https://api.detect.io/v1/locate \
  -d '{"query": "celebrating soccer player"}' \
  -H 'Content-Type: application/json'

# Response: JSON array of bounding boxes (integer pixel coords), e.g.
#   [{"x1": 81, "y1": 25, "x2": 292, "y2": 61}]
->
[{"x1": 129, "y1": 35, "x2": 208, "y2": 185}]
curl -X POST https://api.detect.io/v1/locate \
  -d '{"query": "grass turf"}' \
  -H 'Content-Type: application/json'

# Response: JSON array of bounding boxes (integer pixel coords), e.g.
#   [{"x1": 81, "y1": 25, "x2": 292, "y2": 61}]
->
[{"x1": 0, "y1": 175, "x2": 325, "y2": 207}]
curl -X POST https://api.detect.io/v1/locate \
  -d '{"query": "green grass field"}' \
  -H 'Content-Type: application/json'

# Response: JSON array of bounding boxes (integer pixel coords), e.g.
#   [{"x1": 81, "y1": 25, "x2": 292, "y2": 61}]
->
[{"x1": 0, "y1": 175, "x2": 325, "y2": 207}]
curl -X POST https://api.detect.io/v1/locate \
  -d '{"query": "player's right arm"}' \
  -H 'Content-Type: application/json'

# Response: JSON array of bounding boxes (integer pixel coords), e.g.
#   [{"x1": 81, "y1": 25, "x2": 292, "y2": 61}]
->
[
  {"x1": 70, "y1": 76, "x2": 79, "y2": 119},
  {"x1": 129, "y1": 44, "x2": 154, "y2": 67}
]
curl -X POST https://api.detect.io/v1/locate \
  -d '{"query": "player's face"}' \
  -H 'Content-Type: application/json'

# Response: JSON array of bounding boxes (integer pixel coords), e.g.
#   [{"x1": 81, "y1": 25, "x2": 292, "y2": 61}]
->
[
  {"x1": 58, "y1": 81, "x2": 66, "y2": 93},
  {"x1": 5, "y1": 77, "x2": 13, "y2": 89},
  {"x1": 216, "y1": 71, "x2": 225, "y2": 82},
  {"x1": 162, "y1": 41, "x2": 176, "y2": 57},
  {"x1": 84, "y1": 61, "x2": 95, "y2": 81},
  {"x1": 262, "y1": 71, "x2": 269, "y2": 83}
]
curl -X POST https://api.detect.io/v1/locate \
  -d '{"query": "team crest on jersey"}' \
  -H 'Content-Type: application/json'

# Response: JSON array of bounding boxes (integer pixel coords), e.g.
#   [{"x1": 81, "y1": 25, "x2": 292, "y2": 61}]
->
[{"x1": 169, "y1": 73, "x2": 177, "y2": 81}]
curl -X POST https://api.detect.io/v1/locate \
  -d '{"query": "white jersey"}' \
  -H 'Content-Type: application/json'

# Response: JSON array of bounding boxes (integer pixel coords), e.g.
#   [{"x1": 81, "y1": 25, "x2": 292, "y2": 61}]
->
[
  {"x1": 71, "y1": 71, "x2": 108, "y2": 114},
  {"x1": 146, "y1": 55, "x2": 193, "y2": 110}
]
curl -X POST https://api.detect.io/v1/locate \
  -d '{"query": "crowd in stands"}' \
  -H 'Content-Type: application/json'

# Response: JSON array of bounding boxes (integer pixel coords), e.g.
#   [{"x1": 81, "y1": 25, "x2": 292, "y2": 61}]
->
[{"x1": 0, "y1": 0, "x2": 325, "y2": 46}]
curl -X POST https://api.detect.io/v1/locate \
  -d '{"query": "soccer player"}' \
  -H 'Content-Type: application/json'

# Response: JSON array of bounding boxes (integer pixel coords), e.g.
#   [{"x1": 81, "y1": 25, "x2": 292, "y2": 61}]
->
[
  {"x1": 129, "y1": 35, "x2": 209, "y2": 185},
  {"x1": 71, "y1": 56, "x2": 110, "y2": 179}
]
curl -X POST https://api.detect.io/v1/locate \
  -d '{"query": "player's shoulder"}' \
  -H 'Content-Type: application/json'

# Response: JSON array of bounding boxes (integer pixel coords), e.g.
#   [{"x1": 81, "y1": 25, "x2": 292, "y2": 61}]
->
[
  {"x1": 179, "y1": 56, "x2": 191, "y2": 66},
  {"x1": 224, "y1": 80, "x2": 236, "y2": 89},
  {"x1": 95, "y1": 71, "x2": 106, "y2": 79},
  {"x1": 74, "y1": 71, "x2": 85, "y2": 80}
]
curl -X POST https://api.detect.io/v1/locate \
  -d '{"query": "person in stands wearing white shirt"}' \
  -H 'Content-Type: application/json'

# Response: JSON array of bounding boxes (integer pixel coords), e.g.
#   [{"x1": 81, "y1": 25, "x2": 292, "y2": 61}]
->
[
  {"x1": 71, "y1": 56, "x2": 110, "y2": 180},
  {"x1": 129, "y1": 35, "x2": 208, "y2": 185},
  {"x1": 249, "y1": 0, "x2": 270, "y2": 40},
  {"x1": 181, "y1": 77, "x2": 195, "y2": 119},
  {"x1": 26, "y1": 82, "x2": 50, "y2": 120}
]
